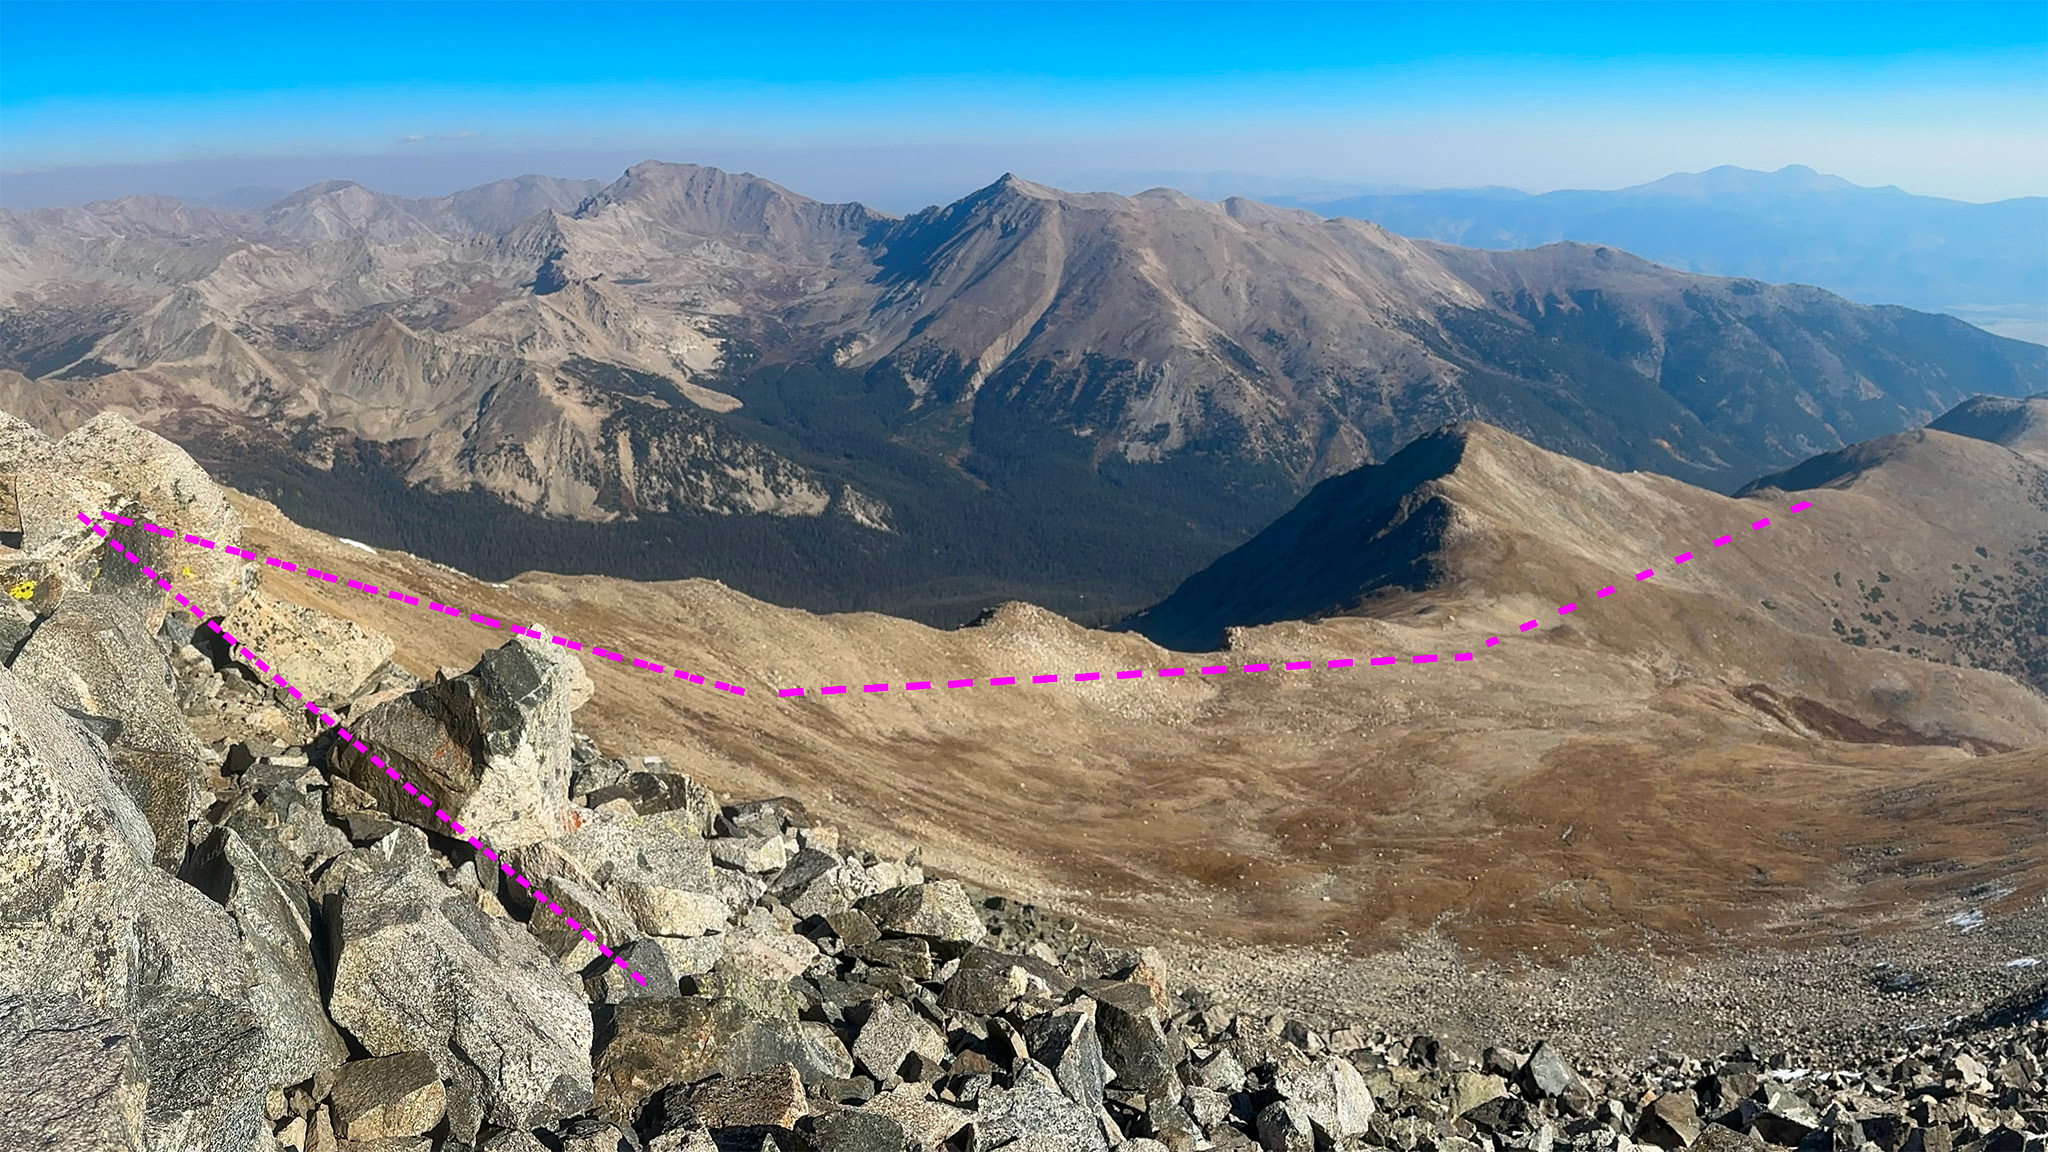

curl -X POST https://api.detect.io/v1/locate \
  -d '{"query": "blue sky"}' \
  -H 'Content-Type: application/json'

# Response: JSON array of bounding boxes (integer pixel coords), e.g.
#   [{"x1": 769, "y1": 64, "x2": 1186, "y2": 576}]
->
[{"x1": 2, "y1": 1, "x2": 2044, "y2": 208}]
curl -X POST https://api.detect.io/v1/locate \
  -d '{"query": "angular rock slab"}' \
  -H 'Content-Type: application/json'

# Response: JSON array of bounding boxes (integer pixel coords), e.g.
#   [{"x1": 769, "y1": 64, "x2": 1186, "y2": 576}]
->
[
  {"x1": 853, "y1": 1000, "x2": 948, "y2": 1083},
  {"x1": 859, "y1": 880, "x2": 987, "y2": 948},
  {"x1": 323, "y1": 829, "x2": 593, "y2": 1142},
  {"x1": 11, "y1": 592, "x2": 212, "y2": 869},
  {"x1": 1092, "y1": 982, "x2": 1183, "y2": 1100},
  {"x1": 861, "y1": 1086, "x2": 974, "y2": 1152},
  {"x1": 686, "y1": 1061, "x2": 808, "y2": 1130},
  {"x1": 335, "y1": 635, "x2": 591, "y2": 848},
  {"x1": 0, "y1": 993, "x2": 148, "y2": 1152},
  {"x1": 328, "y1": 1051, "x2": 447, "y2": 1141},
  {"x1": 1274, "y1": 1057, "x2": 1375, "y2": 1141},
  {"x1": 180, "y1": 826, "x2": 350, "y2": 1091},
  {"x1": 0, "y1": 664, "x2": 291, "y2": 1150},
  {"x1": 593, "y1": 996, "x2": 750, "y2": 1127},
  {"x1": 972, "y1": 1061, "x2": 1112, "y2": 1152},
  {"x1": 1020, "y1": 1010, "x2": 1108, "y2": 1112}
]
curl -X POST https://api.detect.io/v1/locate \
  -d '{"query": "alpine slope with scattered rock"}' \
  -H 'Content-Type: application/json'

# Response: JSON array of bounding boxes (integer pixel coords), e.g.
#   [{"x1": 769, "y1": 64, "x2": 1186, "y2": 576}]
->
[{"x1": 1, "y1": 413, "x2": 2044, "y2": 1152}]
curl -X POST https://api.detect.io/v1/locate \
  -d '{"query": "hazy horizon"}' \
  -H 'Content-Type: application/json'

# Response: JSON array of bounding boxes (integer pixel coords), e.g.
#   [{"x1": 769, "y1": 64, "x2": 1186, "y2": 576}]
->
[
  {"x1": 3, "y1": 1, "x2": 2044, "y2": 213},
  {"x1": 4, "y1": 151, "x2": 2041, "y2": 219}
]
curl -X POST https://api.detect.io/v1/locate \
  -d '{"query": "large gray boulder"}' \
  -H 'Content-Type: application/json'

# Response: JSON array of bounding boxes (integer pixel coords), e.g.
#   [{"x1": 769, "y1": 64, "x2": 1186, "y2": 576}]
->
[
  {"x1": 970, "y1": 1061, "x2": 1113, "y2": 1152},
  {"x1": 852, "y1": 1000, "x2": 949, "y2": 1083},
  {"x1": 0, "y1": 664, "x2": 317, "y2": 1151},
  {"x1": 1273, "y1": 1057, "x2": 1375, "y2": 1142},
  {"x1": 322, "y1": 828, "x2": 594, "y2": 1143},
  {"x1": 1091, "y1": 982, "x2": 1183, "y2": 1100},
  {"x1": 0, "y1": 662, "x2": 158, "y2": 1002},
  {"x1": 333, "y1": 635, "x2": 591, "y2": 848},
  {"x1": 125, "y1": 880, "x2": 275, "y2": 1152},
  {"x1": 11, "y1": 592, "x2": 212, "y2": 869},
  {"x1": 858, "y1": 880, "x2": 987, "y2": 949},
  {"x1": 1020, "y1": 1010, "x2": 1109, "y2": 1112},
  {"x1": 179, "y1": 826, "x2": 351, "y2": 1087}
]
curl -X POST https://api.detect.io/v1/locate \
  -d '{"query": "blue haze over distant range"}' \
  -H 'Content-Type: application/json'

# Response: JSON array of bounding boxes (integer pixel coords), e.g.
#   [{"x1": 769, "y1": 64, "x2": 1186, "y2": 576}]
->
[{"x1": 1254, "y1": 165, "x2": 2047, "y2": 345}]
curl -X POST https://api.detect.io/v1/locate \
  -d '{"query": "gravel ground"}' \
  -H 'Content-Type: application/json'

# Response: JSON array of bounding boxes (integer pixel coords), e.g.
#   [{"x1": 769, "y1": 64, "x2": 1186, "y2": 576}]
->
[{"x1": 1153, "y1": 895, "x2": 2048, "y2": 1064}]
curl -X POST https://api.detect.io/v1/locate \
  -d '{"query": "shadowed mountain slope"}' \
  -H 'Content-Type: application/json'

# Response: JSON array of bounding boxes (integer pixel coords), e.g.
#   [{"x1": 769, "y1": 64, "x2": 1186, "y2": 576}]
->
[
  {"x1": 1929, "y1": 392, "x2": 2048, "y2": 459},
  {"x1": 1133, "y1": 398, "x2": 2048, "y2": 699}
]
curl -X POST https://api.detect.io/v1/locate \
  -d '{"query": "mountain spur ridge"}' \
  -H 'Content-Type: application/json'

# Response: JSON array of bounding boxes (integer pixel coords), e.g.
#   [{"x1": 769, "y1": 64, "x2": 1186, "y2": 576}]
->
[{"x1": 82, "y1": 489, "x2": 1818, "y2": 703}]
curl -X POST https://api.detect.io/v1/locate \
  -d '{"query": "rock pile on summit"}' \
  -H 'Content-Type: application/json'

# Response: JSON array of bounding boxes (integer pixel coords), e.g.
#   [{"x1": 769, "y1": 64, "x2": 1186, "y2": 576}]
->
[{"x1": 0, "y1": 414, "x2": 2043, "y2": 1152}]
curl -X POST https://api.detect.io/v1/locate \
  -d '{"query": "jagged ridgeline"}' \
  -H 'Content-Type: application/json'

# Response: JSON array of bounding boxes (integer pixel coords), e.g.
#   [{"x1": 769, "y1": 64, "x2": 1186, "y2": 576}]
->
[
  {"x1": 2, "y1": 163, "x2": 2041, "y2": 624},
  {"x1": 5, "y1": 412, "x2": 2044, "y2": 1152}
]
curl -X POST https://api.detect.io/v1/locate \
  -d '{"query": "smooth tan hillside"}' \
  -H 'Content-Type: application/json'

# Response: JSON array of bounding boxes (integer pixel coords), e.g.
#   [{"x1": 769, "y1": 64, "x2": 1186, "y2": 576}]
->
[{"x1": 223, "y1": 420, "x2": 2048, "y2": 963}]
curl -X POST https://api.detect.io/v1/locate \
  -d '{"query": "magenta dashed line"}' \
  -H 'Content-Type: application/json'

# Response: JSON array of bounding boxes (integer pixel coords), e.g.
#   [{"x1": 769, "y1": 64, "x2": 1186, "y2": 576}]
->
[
  {"x1": 113, "y1": 501, "x2": 1812, "y2": 705},
  {"x1": 116, "y1": 515, "x2": 746, "y2": 699},
  {"x1": 776, "y1": 498, "x2": 1817, "y2": 698},
  {"x1": 80, "y1": 511, "x2": 652, "y2": 988}
]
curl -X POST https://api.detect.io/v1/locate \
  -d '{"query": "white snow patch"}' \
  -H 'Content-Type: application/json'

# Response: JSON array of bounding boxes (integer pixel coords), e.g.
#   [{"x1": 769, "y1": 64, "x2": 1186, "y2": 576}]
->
[
  {"x1": 1947, "y1": 909, "x2": 1987, "y2": 932},
  {"x1": 2008, "y1": 956, "x2": 2040, "y2": 968},
  {"x1": 338, "y1": 538, "x2": 377, "y2": 555}
]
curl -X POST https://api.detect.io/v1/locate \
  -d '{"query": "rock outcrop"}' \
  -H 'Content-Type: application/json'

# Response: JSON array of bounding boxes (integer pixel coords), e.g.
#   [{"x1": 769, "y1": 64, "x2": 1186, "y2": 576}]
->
[{"x1": 332, "y1": 634, "x2": 591, "y2": 848}]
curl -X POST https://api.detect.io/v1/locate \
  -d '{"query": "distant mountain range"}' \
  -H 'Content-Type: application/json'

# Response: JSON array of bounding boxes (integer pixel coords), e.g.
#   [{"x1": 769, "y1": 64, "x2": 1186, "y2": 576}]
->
[
  {"x1": 1266, "y1": 165, "x2": 2048, "y2": 344},
  {"x1": 2, "y1": 161, "x2": 2042, "y2": 624}
]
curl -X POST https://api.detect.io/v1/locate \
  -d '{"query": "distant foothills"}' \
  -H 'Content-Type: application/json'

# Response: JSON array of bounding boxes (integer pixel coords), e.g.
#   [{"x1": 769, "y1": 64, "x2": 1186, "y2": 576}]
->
[{"x1": 1, "y1": 160, "x2": 2042, "y2": 625}]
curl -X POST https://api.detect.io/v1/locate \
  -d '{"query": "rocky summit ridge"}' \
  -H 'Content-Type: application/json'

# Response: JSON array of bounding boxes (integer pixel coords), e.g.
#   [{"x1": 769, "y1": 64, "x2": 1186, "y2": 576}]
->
[{"x1": 2, "y1": 161, "x2": 2042, "y2": 622}]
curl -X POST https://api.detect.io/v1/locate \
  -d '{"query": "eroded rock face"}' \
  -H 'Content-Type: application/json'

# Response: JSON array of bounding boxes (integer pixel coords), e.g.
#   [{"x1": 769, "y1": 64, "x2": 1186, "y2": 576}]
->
[
  {"x1": 0, "y1": 993, "x2": 148, "y2": 1152},
  {"x1": 11, "y1": 592, "x2": 212, "y2": 869},
  {"x1": 13, "y1": 414, "x2": 247, "y2": 628},
  {"x1": 333, "y1": 635, "x2": 591, "y2": 848},
  {"x1": 322, "y1": 828, "x2": 593, "y2": 1142}
]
